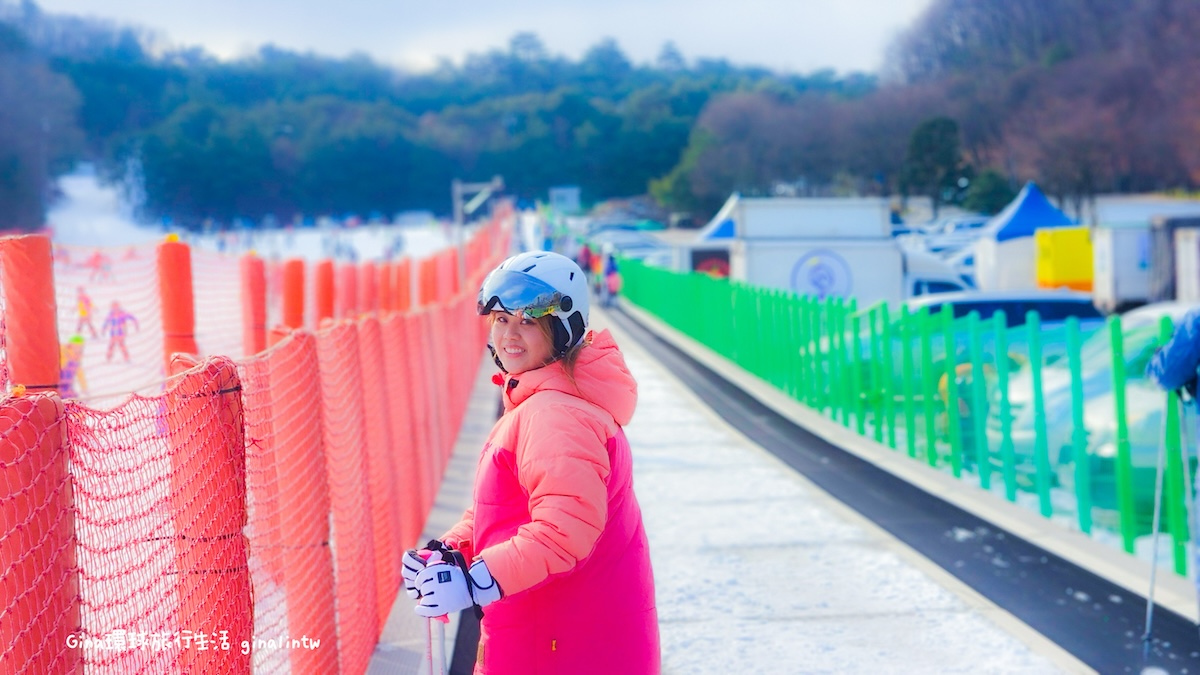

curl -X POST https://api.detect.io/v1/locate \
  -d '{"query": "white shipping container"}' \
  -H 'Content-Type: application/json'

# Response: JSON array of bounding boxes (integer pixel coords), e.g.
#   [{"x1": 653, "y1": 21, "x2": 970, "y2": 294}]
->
[
  {"x1": 731, "y1": 239, "x2": 905, "y2": 306},
  {"x1": 1092, "y1": 227, "x2": 1152, "y2": 313},
  {"x1": 734, "y1": 197, "x2": 892, "y2": 240},
  {"x1": 1175, "y1": 228, "x2": 1200, "y2": 304}
]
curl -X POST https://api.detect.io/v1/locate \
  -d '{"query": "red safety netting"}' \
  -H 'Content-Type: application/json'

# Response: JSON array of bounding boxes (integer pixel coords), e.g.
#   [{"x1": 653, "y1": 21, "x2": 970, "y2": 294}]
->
[
  {"x1": 192, "y1": 248, "x2": 247, "y2": 361},
  {"x1": 1, "y1": 214, "x2": 513, "y2": 675},
  {"x1": 315, "y1": 321, "x2": 379, "y2": 675},
  {"x1": 66, "y1": 356, "x2": 252, "y2": 674},
  {"x1": 0, "y1": 394, "x2": 77, "y2": 674},
  {"x1": 238, "y1": 331, "x2": 339, "y2": 675}
]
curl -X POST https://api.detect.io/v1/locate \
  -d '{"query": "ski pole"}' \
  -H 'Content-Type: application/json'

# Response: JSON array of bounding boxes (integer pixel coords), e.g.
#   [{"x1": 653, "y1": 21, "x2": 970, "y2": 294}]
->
[
  {"x1": 1175, "y1": 395, "x2": 1200, "y2": 640},
  {"x1": 1142, "y1": 394, "x2": 1171, "y2": 662},
  {"x1": 425, "y1": 617, "x2": 434, "y2": 675},
  {"x1": 433, "y1": 617, "x2": 447, "y2": 675}
]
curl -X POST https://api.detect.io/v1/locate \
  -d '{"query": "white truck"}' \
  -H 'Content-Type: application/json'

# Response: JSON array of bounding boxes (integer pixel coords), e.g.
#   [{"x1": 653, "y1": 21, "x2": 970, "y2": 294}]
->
[{"x1": 712, "y1": 195, "x2": 970, "y2": 306}]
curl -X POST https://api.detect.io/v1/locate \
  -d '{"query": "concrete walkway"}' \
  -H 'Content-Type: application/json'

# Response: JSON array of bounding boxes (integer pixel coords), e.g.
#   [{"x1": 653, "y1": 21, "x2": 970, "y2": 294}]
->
[{"x1": 370, "y1": 305, "x2": 1089, "y2": 674}]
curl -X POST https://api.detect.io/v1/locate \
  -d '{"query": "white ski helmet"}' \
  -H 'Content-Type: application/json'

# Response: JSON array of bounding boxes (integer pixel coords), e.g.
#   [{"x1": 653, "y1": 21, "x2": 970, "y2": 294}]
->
[{"x1": 477, "y1": 250, "x2": 590, "y2": 357}]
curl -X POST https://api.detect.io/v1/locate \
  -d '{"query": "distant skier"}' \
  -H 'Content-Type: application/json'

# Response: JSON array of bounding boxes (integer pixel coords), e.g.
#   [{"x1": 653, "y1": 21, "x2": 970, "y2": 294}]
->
[
  {"x1": 75, "y1": 287, "x2": 98, "y2": 338},
  {"x1": 59, "y1": 335, "x2": 88, "y2": 398},
  {"x1": 84, "y1": 250, "x2": 114, "y2": 282},
  {"x1": 102, "y1": 301, "x2": 139, "y2": 362}
]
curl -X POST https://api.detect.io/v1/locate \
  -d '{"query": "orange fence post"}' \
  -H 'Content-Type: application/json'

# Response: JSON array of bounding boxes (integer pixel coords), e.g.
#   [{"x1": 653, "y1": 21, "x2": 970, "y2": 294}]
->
[
  {"x1": 394, "y1": 259, "x2": 412, "y2": 314},
  {"x1": 359, "y1": 262, "x2": 378, "y2": 315},
  {"x1": 337, "y1": 264, "x2": 358, "y2": 319},
  {"x1": 241, "y1": 253, "x2": 267, "y2": 356},
  {"x1": 158, "y1": 238, "x2": 200, "y2": 370},
  {"x1": 381, "y1": 315, "x2": 421, "y2": 547},
  {"x1": 271, "y1": 333, "x2": 339, "y2": 673},
  {"x1": 240, "y1": 333, "x2": 340, "y2": 674},
  {"x1": 418, "y1": 258, "x2": 437, "y2": 308},
  {"x1": 357, "y1": 317, "x2": 401, "y2": 629},
  {"x1": 379, "y1": 262, "x2": 394, "y2": 314},
  {"x1": 315, "y1": 260, "x2": 335, "y2": 325},
  {"x1": 315, "y1": 322, "x2": 379, "y2": 674},
  {"x1": 0, "y1": 235, "x2": 61, "y2": 394},
  {"x1": 0, "y1": 394, "x2": 79, "y2": 674},
  {"x1": 281, "y1": 258, "x2": 305, "y2": 330},
  {"x1": 164, "y1": 355, "x2": 252, "y2": 674}
]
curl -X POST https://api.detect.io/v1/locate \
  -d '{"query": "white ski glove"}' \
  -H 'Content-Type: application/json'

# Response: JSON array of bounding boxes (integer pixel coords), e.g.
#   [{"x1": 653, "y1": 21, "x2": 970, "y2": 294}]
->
[
  {"x1": 413, "y1": 555, "x2": 502, "y2": 619},
  {"x1": 402, "y1": 539, "x2": 451, "y2": 599}
]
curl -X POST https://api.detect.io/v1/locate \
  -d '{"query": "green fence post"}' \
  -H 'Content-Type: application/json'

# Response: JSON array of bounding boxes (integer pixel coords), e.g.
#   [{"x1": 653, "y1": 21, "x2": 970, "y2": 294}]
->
[
  {"x1": 782, "y1": 292, "x2": 796, "y2": 396},
  {"x1": 901, "y1": 305, "x2": 918, "y2": 458},
  {"x1": 852, "y1": 312, "x2": 866, "y2": 435},
  {"x1": 995, "y1": 310, "x2": 1017, "y2": 502},
  {"x1": 869, "y1": 306, "x2": 884, "y2": 444},
  {"x1": 800, "y1": 296, "x2": 812, "y2": 407},
  {"x1": 820, "y1": 299, "x2": 831, "y2": 414},
  {"x1": 831, "y1": 298, "x2": 845, "y2": 423},
  {"x1": 734, "y1": 283, "x2": 749, "y2": 369},
  {"x1": 1028, "y1": 311, "x2": 1052, "y2": 517},
  {"x1": 1109, "y1": 316, "x2": 1138, "y2": 553},
  {"x1": 844, "y1": 298, "x2": 858, "y2": 428},
  {"x1": 920, "y1": 308, "x2": 938, "y2": 466},
  {"x1": 838, "y1": 299, "x2": 851, "y2": 426},
  {"x1": 968, "y1": 310, "x2": 990, "y2": 489},
  {"x1": 1158, "y1": 316, "x2": 1189, "y2": 574},
  {"x1": 943, "y1": 309, "x2": 964, "y2": 478},
  {"x1": 881, "y1": 303, "x2": 897, "y2": 450},
  {"x1": 825, "y1": 297, "x2": 837, "y2": 416},
  {"x1": 1066, "y1": 317, "x2": 1092, "y2": 534}
]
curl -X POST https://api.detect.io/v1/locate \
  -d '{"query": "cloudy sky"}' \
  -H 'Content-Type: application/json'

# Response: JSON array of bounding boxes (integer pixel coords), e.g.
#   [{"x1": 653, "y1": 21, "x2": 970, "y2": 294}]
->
[{"x1": 34, "y1": 0, "x2": 933, "y2": 74}]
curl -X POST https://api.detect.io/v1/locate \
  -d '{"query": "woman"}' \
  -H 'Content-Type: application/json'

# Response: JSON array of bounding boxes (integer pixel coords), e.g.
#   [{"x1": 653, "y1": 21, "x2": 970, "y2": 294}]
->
[{"x1": 404, "y1": 250, "x2": 660, "y2": 674}]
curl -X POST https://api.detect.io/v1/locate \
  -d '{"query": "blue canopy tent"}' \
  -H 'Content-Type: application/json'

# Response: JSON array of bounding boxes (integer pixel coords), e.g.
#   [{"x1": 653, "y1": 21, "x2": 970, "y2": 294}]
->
[
  {"x1": 974, "y1": 182, "x2": 1077, "y2": 290},
  {"x1": 984, "y1": 181, "x2": 1075, "y2": 242},
  {"x1": 694, "y1": 193, "x2": 739, "y2": 241}
]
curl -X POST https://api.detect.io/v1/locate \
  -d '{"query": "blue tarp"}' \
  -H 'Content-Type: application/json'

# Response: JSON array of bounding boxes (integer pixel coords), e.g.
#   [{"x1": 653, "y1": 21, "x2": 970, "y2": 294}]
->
[{"x1": 984, "y1": 181, "x2": 1075, "y2": 242}]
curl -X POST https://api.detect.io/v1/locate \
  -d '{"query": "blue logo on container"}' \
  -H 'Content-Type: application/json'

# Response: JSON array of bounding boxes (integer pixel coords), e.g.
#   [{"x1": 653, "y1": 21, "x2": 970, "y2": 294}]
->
[{"x1": 791, "y1": 250, "x2": 852, "y2": 299}]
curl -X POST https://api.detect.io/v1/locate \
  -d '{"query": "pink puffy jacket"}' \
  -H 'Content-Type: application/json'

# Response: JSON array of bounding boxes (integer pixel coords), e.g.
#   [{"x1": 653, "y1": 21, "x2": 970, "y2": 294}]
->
[{"x1": 442, "y1": 329, "x2": 660, "y2": 674}]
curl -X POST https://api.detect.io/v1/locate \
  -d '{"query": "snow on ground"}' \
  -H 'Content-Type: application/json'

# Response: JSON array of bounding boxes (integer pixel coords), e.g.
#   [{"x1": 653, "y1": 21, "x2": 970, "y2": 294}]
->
[
  {"x1": 46, "y1": 167, "x2": 454, "y2": 262},
  {"x1": 598, "y1": 312, "x2": 1072, "y2": 674}
]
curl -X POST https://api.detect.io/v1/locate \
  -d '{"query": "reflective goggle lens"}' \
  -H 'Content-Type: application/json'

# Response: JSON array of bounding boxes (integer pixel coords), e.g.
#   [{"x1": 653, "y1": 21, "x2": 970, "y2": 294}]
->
[{"x1": 476, "y1": 269, "x2": 563, "y2": 318}]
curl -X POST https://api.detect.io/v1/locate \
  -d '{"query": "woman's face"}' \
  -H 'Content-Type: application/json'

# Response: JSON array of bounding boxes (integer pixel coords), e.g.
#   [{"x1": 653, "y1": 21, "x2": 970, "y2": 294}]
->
[{"x1": 491, "y1": 311, "x2": 554, "y2": 375}]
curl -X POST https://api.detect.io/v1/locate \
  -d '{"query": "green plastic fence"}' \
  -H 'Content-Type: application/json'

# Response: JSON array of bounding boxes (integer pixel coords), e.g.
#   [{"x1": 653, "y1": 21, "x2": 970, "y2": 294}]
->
[{"x1": 619, "y1": 259, "x2": 1194, "y2": 577}]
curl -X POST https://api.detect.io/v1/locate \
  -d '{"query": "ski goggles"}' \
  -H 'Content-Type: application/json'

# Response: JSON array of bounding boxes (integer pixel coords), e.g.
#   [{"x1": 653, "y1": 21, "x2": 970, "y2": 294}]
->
[{"x1": 476, "y1": 269, "x2": 567, "y2": 319}]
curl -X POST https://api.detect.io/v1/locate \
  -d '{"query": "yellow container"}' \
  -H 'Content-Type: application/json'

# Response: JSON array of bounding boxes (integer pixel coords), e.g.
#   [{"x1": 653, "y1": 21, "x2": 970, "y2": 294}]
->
[{"x1": 1035, "y1": 226, "x2": 1093, "y2": 291}]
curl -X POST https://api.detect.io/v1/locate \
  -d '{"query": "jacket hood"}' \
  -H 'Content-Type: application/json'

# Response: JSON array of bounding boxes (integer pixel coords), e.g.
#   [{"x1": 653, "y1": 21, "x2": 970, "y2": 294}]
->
[{"x1": 498, "y1": 329, "x2": 637, "y2": 425}]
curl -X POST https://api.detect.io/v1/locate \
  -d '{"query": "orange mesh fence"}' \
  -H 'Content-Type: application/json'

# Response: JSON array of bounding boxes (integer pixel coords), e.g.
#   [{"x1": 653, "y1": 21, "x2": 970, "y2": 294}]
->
[
  {"x1": 336, "y1": 264, "x2": 357, "y2": 320},
  {"x1": 65, "y1": 356, "x2": 251, "y2": 673},
  {"x1": 263, "y1": 258, "x2": 285, "y2": 336},
  {"x1": 192, "y1": 248, "x2": 246, "y2": 361},
  {"x1": 1, "y1": 393, "x2": 78, "y2": 674},
  {"x1": 379, "y1": 313, "x2": 423, "y2": 548},
  {"x1": 356, "y1": 318, "x2": 402, "y2": 629},
  {"x1": 238, "y1": 331, "x2": 338, "y2": 675},
  {"x1": 1, "y1": 215, "x2": 513, "y2": 674},
  {"x1": 315, "y1": 321, "x2": 379, "y2": 675},
  {"x1": 358, "y1": 262, "x2": 379, "y2": 315}
]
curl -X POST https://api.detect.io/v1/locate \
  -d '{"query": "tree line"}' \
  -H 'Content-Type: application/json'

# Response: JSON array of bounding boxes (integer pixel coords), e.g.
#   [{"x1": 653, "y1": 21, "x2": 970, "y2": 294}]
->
[{"x1": 1, "y1": 0, "x2": 1198, "y2": 231}]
